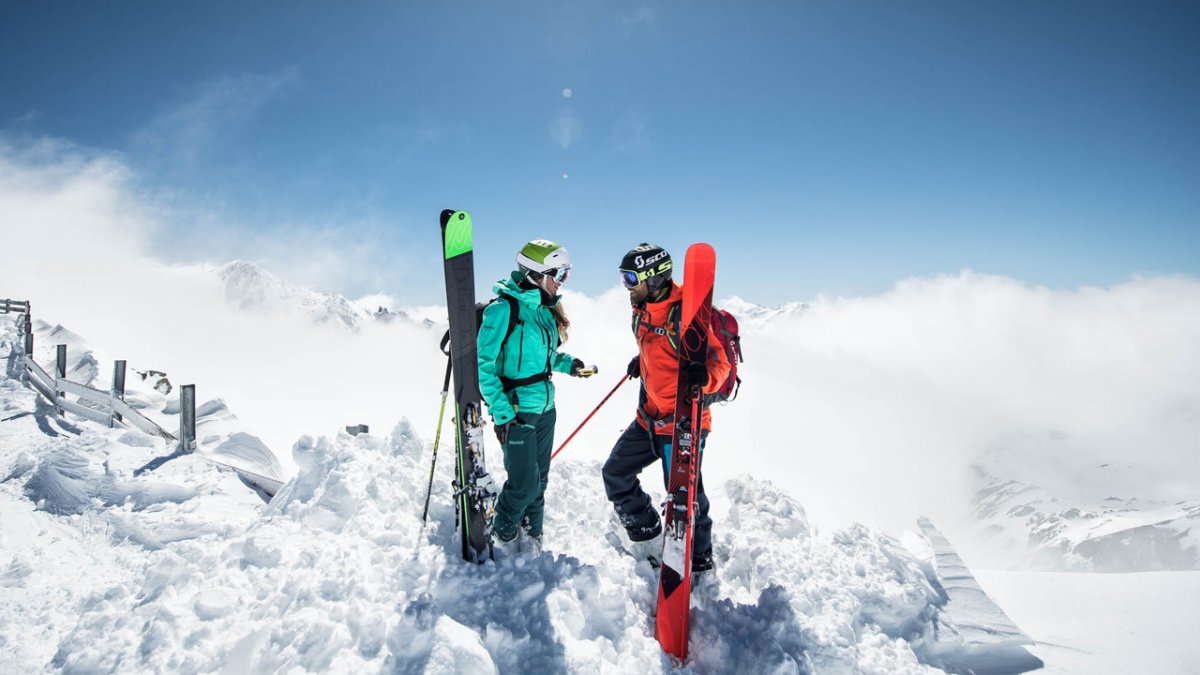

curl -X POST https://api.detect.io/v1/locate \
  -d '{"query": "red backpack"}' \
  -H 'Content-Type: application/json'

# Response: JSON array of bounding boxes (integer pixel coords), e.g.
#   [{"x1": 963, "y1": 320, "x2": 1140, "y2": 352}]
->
[
  {"x1": 634, "y1": 303, "x2": 745, "y2": 405},
  {"x1": 706, "y1": 308, "x2": 743, "y2": 404}
]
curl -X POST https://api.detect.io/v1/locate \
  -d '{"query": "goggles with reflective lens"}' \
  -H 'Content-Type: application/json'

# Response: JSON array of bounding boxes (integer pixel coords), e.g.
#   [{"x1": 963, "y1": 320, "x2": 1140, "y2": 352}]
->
[
  {"x1": 620, "y1": 270, "x2": 642, "y2": 288},
  {"x1": 536, "y1": 266, "x2": 570, "y2": 284}
]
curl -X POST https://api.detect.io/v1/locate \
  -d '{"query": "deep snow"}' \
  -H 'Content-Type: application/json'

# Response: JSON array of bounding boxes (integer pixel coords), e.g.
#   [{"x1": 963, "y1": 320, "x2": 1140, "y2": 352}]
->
[{"x1": 1, "y1": 312, "x2": 1041, "y2": 673}]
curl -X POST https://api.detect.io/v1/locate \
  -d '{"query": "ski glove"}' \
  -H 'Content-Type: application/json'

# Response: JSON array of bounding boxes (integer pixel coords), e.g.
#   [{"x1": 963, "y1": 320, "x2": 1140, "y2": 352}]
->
[
  {"x1": 570, "y1": 359, "x2": 598, "y2": 378},
  {"x1": 626, "y1": 356, "x2": 641, "y2": 379},
  {"x1": 684, "y1": 360, "x2": 708, "y2": 389},
  {"x1": 494, "y1": 416, "x2": 526, "y2": 445}
]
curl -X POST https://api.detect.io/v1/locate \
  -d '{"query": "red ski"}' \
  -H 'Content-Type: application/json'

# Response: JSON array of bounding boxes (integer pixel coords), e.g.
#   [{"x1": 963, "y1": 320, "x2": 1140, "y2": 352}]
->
[{"x1": 655, "y1": 242, "x2": 715, "y2": 660}]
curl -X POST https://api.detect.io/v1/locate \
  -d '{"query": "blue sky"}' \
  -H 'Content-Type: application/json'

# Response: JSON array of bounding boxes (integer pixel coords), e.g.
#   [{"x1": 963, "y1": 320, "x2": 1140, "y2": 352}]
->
[{"x1": 2, "y1": 1, "x2": 1197, "y2": 305}]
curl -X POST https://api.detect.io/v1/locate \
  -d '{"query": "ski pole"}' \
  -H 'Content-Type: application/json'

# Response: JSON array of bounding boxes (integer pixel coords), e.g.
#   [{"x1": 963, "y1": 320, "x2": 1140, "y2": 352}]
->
[
  {"x1": 552, "y1": 373, "x2": 630, "y2": 461},
  {"x1": 421, "y1": 340, "x2": 454, "y2": 525}
]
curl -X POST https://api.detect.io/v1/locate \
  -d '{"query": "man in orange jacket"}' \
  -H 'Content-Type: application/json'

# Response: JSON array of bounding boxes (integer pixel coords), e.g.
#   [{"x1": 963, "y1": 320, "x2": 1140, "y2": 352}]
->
[{"x1": 602, "y1": 243, "x2": 731, "y2": 571}]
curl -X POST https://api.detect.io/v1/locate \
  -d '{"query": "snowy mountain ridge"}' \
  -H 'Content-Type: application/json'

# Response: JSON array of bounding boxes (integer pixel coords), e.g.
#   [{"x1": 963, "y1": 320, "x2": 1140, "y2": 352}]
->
[
  {"x1": 719, "y1": 296, "x2": 809, "y2": 326},
  {"x1": 218, "y1": 261, "x2": 414, "y2": 329},
  {"x1": 969, "y1": 465, "x2": 1200, "y2": 572}
]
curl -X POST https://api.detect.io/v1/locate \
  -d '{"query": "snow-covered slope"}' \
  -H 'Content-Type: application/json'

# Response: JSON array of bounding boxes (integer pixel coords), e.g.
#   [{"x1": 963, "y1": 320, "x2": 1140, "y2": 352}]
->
[
  {"x1": 975, "y1": 569, "x2": 1200, "y2": 674},
  {"x1": 1, "y1": 313, "x2": 1039, "y2": 673},
  {"x1": 969, "y1": 464, "x2": 1200, "y2": 572},
  {"x1": 719, "y1": 296, "x2": 809, "y2": 327},
  {"x1": 219, "y1": 261, "x2": 413, "y2": 329}
]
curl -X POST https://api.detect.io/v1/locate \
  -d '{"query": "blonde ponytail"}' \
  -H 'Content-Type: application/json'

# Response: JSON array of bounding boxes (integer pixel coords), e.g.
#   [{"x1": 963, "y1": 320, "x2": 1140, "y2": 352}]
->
[{"x1": 550, "y1": 303, "x2": 570, "y2": 344}]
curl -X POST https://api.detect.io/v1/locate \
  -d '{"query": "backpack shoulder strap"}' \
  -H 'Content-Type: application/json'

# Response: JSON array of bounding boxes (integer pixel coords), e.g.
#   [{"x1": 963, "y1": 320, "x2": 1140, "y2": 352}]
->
[
  {"x1": 631, "y1": 300, "x2": 683, "y2": 351},
  {"x1": 498, "y1": 293, "x2": 520, "y2": 340},
  {"x1": 665, "y1": 301, "x2": 681, "y2": 351}
]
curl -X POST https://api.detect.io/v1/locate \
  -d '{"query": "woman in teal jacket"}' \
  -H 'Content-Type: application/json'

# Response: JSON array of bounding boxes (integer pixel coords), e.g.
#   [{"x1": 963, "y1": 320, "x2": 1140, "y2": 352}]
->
[{"x1": 478, "y1": 239, "x2": 596, "y2": 554}]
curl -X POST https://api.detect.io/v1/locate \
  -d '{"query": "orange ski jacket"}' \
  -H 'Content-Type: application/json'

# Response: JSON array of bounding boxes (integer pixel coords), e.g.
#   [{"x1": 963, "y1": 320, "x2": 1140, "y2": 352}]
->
[{"x1": 631, "y1": 283, "x2": 731, "y2": 437}]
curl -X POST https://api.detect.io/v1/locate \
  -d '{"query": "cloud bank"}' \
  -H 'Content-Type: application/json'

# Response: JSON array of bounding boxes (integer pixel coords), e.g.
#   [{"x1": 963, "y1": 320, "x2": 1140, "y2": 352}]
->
[
  {"x1": 1, "y1": 138, "x2": 436, "y2": 469},
  {"x1": 4, "y1": 138, "x2": 1197, "y2": 537}
]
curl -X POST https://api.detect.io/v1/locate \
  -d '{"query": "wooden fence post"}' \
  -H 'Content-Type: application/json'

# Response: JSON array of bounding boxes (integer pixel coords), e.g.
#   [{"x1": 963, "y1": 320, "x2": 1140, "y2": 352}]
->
[
  {"x1": 23, "y1": 305, "x2": 33, "y2": 358},
  {"x1": 180, "y1": 384, "x2": 196, "y2": 451},
  {"x1": 112, "y1": 360, "x2": 127, "y2": 426},
  {"x1": 55, "y1": 344, "x2": 66, "y2": 416}
]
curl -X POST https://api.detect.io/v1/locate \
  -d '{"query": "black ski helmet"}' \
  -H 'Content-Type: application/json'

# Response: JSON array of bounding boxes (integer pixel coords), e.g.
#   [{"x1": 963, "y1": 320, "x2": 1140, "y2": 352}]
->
[{"x1": 619, "y1": 243, "x2": 673, "y2": 291}]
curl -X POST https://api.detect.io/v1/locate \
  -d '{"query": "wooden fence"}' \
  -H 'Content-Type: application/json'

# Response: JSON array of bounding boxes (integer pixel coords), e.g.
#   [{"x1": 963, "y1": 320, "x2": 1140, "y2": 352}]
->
[
  {"x1": 4, "y1": 298, "x2": 285, "y2": 497},
  {"x1": 3, "y1": 298, "x2": 196, "y2": 450}
]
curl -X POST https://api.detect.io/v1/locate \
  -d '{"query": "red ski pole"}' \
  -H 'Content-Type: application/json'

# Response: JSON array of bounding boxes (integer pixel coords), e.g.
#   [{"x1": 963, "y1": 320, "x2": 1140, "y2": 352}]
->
[{"x1": 552, "y1": 373, "x2": 630, "y2": 461}]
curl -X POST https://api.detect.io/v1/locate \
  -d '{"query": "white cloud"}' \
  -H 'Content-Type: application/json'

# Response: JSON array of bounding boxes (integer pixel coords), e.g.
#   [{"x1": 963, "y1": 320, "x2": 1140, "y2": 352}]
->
[
  {"x1": 0, "y1": 136, "x2": 159, "y2": 263},
  {"x1": 4, "y1": 137, "x2": 1197, "y2": 540},
  {"x1": 12, "y1": 109, "x2": 41, "y2": 125},
  {"x1": 130, "y1": 69, "x2": 300, "y2": 168},
  {"x1": 713, "y1": 272, "x2": 1200, "y2": 533},
  {"x1": 166, "y1": 215, "x2": 422, "y2": 301},
  {"x1": 1, "y1": 138, "x2": 430, "y2": 466}
]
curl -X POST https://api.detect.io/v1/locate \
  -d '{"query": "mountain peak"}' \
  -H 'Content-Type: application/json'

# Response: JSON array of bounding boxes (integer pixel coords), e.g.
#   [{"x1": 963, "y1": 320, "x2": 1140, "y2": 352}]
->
[{"x1": 217, "y1": 261, "x2": 410, "y2": 329}]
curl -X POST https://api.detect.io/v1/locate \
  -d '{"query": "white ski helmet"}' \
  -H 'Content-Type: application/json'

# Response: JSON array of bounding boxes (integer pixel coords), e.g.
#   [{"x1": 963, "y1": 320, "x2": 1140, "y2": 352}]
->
[{"x1": 516, "y1": 239, "x2": 571, "y2": 282}]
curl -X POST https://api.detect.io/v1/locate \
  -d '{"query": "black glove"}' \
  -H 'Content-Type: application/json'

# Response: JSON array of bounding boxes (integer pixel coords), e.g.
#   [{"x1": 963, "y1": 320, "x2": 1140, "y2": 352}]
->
[
  {"x1": 570, "y1": 359, "x2": 597, "y2": 378},
  {"x1": 495, "y1": 416, "x2": 524, "y2": 444},
  {"x1": 626, "y1": 356, "x2": 641, "y2": 379},
  {"x1": 684, "y1": 361, "x2": 708, "y2": 389}
]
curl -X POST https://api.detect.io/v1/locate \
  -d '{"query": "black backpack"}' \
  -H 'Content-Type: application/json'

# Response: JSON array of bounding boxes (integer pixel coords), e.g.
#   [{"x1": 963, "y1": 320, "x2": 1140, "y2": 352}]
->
[{"x1": 440, "y1": 294, "x2": 521, "y2": 356}]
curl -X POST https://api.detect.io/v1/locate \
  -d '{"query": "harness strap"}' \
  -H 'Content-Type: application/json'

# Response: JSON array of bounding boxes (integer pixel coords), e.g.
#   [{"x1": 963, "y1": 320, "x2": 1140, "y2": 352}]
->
[
  {"x1": 634, "y1": 383, "x2": 674, "y2": 436},
  {"x1": 500, "y1": 371, "x2": 551, "y2": 393},
  {"x1": 637, "y1": 405, "x2": 673, "y2": 434}
]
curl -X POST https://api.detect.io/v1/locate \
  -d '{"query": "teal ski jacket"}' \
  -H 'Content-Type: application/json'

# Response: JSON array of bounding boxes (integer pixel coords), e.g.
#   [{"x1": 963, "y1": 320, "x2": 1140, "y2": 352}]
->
[{"x1": 478, "y1": 271, "x2": 578, "y2": 426}]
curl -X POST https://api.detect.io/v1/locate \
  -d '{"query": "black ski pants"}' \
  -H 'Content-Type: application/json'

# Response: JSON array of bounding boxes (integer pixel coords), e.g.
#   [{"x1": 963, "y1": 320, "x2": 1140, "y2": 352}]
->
[{"x1": 601, "y1": 420, "x2": 712, "y2": 558}]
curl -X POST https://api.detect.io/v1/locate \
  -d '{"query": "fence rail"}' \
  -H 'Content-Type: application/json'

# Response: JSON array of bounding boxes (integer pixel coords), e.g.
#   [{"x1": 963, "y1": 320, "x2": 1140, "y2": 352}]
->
[
  {"x1": 4, "y1": 298, "x2": 190, "y2": 445},
  {"x1": 22, "y1": 353, "x2": 179, "y2": 440},
  {"x1": 2, "y1": 299, "x2": 30, "y2": 314},
  {"x1": 5, "y1": 297, "x2": 277, "y2": 496}
]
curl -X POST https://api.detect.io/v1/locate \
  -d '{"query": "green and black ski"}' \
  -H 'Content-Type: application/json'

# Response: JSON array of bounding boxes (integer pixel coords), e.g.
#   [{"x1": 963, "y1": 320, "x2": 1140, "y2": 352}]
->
[{"x1": 440, "y1": 208, "x2": 497, "y2": 563}]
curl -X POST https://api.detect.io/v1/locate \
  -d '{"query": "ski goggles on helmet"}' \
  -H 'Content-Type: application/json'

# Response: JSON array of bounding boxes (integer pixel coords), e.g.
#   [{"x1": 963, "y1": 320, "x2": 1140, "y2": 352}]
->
[
  {"x1": 620, "y1": 270, "x2": 642, "y2": 288},
  {"x1": 533, "y1": 266, "x2": 570, "y2": 284}
]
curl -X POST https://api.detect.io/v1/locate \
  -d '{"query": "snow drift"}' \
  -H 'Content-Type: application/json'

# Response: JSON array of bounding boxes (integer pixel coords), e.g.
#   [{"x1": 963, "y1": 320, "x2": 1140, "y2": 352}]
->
[{"x1": 0, "y1": 313, "x2": 1039, "y2": 672}]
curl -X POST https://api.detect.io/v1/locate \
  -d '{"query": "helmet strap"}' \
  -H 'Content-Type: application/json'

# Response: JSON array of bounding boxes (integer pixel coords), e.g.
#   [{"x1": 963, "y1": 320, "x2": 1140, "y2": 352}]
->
[{"x1": 518, "y1": 270, "x2": 540, "y2": 290}]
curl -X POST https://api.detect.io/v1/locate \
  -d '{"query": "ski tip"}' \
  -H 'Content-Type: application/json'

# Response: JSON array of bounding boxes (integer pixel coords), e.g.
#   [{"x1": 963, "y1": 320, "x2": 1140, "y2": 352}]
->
[
  {"x1": 440, "y1": 209, "x2": 470, "y2": 227},
  {"x1": 681, "y1": 242, "x2": 716, "y2": 324},
  {"x1": 686, "y1": 242, "x2": 716, "y2": 266},
  {"x1": 441, "y1": 210, "x2": 474, "y2": 259}
]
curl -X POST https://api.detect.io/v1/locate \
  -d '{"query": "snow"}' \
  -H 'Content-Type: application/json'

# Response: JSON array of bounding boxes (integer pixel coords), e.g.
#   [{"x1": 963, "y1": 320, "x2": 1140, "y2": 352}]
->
[
  {"x1": 0, "y1": 312, "x2": 1044, "y2": 673},
  {"x1": 914, "y1": 519, "x2": 1043, "y2": 674},
  {"x1": 967, "y1": 461, "x2": 1200, "y2": 572},
  {"x1": 5, "y1": 127, "x2": 1199, "y2": 671},
  {"x1": 975, "y1": 570, "x2": 1200, "y2": 674}
]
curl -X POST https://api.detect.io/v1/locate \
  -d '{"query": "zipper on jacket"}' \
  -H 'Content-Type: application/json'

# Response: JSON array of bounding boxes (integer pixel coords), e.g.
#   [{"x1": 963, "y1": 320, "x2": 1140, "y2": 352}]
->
[{"x1": 542, "y1": 313, "x2": 552, "y2": 410}]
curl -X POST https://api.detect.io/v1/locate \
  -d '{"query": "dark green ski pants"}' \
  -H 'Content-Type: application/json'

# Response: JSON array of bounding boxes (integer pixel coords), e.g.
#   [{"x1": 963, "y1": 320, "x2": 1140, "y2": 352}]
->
[{"x1": 492, "y1": 408, "x2": 556, "y2": 542}]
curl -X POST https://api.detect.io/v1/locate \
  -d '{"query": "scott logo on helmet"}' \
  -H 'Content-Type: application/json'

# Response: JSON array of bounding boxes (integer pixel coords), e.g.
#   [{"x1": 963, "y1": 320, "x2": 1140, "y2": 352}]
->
[{"x1": 635, "y1": 250, "x2": 669, "y2": 269}]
